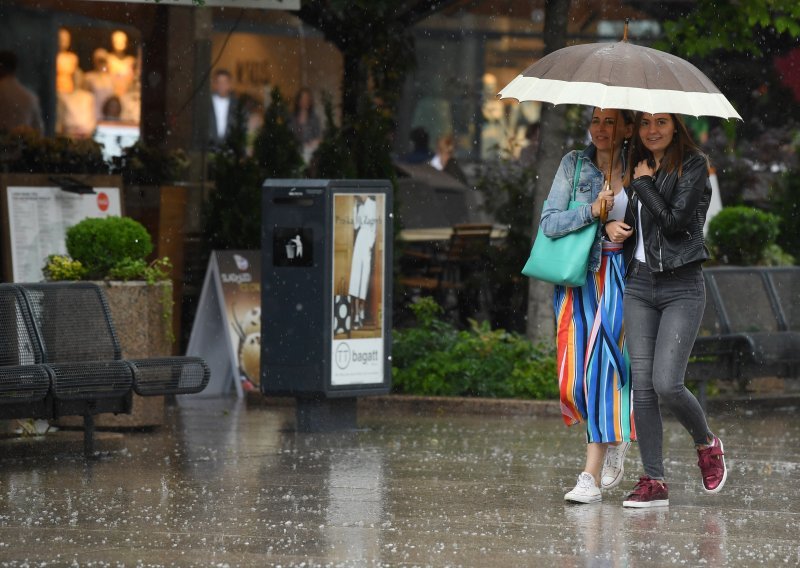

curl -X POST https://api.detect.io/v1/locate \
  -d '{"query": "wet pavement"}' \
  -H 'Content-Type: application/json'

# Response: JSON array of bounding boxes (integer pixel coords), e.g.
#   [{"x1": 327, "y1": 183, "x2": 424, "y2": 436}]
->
[{"x1": 0, "y1": 396, "x2": 799, "y2": 567}]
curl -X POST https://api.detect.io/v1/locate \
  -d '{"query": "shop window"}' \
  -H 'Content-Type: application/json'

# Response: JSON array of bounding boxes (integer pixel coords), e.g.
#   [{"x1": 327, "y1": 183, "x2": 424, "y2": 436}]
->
[{"x1": 55, "y1": 25, "x2": 141, "y2": 159}]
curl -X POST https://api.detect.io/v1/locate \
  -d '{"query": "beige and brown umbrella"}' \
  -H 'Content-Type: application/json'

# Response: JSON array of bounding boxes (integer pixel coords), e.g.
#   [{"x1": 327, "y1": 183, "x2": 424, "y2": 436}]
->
[
  {"x1": 498, "y1": 25, "x2": 741, "y2": 120},
  {"x1": 500, "y1": 23, "x2": 740, "y2": 219}
]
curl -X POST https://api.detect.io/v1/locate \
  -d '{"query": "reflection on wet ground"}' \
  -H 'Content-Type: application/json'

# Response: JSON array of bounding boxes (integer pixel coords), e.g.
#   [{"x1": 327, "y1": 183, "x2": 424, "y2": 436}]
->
[{"x1": 0, "y1": 396, "x2": 799, "y2": 566}]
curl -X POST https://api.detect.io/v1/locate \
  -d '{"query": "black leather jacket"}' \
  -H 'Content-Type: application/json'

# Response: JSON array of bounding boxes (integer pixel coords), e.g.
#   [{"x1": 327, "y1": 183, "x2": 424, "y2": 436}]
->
[{"x1": 622, "y1": 152, "x2": 711, "y2": 274}]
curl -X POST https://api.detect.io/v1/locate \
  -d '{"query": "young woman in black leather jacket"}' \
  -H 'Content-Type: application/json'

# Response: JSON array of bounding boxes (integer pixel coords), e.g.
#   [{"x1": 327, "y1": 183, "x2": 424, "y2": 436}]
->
[{"x1": 619, "y1": 112, "x2": 727, "y2": 508}]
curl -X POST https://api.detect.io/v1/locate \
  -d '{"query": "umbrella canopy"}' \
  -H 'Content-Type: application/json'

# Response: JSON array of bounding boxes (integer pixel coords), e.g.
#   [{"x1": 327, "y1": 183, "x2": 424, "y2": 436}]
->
[{"x1": 499, "y1": 38, "x2": 741, "y2": 120}]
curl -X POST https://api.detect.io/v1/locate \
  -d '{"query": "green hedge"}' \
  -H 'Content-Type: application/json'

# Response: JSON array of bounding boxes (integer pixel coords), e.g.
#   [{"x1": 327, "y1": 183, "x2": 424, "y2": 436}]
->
[{"x1": 392, "y1": 298, "x2": 558, "y2": 399}]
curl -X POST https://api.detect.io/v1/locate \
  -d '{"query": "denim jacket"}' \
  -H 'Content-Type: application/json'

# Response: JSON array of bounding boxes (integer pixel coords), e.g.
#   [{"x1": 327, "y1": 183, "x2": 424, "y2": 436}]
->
[{"x1": 539, "y1": 145, "x2": 604, "y2": 273}]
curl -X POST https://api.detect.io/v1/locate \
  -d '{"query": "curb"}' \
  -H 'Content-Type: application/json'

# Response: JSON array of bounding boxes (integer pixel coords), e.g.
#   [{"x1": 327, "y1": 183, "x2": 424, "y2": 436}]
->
[
  {"x1": 358, "y1": 394, "x2": 564, "y2": 417},
  {"x1": 247, "y1": 391, "x2": 800, "y2": 417}
]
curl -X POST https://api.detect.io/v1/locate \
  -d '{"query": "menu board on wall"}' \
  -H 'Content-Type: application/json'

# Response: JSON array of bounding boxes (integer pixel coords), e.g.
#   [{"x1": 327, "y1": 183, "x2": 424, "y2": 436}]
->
[{"x1": 0, "y1": 176, "x2": 122, "y2": 283}]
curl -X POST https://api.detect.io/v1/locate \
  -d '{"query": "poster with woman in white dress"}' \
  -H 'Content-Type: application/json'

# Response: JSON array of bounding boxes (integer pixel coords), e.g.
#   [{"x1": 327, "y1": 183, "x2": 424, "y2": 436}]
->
[{"x1": 331, "y1": 193, "x2": 385, "y2": 386}]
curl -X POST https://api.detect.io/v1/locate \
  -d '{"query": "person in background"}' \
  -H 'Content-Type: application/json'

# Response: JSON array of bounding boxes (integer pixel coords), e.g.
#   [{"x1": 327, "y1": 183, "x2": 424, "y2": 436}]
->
[
  {"x1": 539, "y1": 108, "x2": 636, "y2": 504},
  {"x1": 621, "y1": 112, "x2": 726, "y2": 508},
  {"x1": 401, "y1": 126, "x2": 434, "y2": 164},
  {"x1": 100, "y1": 96, "x2": 123, "y2": 121},
  {"x1": 519, "y1": 122, "x2": 541, "y2": 168},
  {"x1": 237, "y1": 93, "x2": 265, "y2": 157},
  {"x1": 0, "y1": 50, "x2": 43, "y2": 133},
  {"x1": 289, "y1": 87, "x2": 322, "y2": 164},
  {"x1": 430, "y1": 133, "x2": 468, "y2": 185},
  {"x1": 209, "y1": 68, "x2": 237, "y2": 148}
]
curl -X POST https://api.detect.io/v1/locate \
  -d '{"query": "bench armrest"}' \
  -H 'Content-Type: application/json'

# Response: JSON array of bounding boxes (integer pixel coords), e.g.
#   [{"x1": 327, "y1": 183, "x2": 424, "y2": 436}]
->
[
  {"x1": 46, "y1": 361, "x2": 134, "y2": 400},
  {"x1": 128, "y1": 357, "x2": 210, "y2": 396},
  {"x1": 0, "y1": 365, "x2": 51, "y2": 402}
]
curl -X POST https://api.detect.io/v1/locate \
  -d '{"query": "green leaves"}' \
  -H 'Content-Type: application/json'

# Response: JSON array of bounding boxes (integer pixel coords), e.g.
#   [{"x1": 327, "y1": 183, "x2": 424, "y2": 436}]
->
[
  {"x1": 392, "y1": 298, "x2": 558, "y2": 399},
  {"x1": 706, "y1": 205, "x2": 782, "y2": 265},
  {"x1": 42, "y1": 255, "x2": 87, "y2": 281},
  {"x1": 44, "y1": 217, "x2": 172, "y2": 282},
  {"x1": 65, "y1": 216, "x2": 154, "y2": 280},
  {"x1": 660, "y1": 0, "x2": 800, "y2": 58}
]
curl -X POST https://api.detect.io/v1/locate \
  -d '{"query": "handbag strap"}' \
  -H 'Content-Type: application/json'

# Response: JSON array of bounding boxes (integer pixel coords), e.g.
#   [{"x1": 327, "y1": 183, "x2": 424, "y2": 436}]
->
[{"x1": 572, "y1": 155, "x2": 584, "y2": 200}]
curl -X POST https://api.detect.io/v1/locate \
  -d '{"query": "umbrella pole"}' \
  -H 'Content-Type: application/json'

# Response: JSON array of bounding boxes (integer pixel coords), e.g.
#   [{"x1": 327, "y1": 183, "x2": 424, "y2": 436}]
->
[
  {"x1": 600, "y1": 112, "x2": 620, "y2": 223},
  {"x1": 600, "y1": 26, "x2": 628, "y2": 222}
]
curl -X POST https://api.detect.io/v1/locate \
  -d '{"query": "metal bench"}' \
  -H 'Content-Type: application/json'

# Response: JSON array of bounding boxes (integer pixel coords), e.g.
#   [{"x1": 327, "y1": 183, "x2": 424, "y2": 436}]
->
[
  {"x1": 0, "y1": 282, "x2": 210, "y2": 456},
  {"x1": 689, "y1": 266, "x2": 800, "y2": 408}
]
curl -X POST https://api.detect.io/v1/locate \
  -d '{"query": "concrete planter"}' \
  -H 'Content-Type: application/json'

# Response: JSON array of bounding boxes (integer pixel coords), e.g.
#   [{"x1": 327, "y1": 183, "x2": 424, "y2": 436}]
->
[{"x1": 57, "y1": 281, "x2": 173, "y2": 429}]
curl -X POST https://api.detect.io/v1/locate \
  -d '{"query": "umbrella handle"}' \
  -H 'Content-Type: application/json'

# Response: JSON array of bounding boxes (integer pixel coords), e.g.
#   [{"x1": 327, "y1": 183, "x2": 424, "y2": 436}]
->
[{"x1": 600, "y1": 179, "x2": 609, "y2": 223}]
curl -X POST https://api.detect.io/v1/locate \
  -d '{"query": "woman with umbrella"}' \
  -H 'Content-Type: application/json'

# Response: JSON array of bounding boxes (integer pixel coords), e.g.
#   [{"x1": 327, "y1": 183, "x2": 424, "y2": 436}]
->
[
  {"x1": 499, "y1": 20, "x2": 738, "y2": 507},
  {"x1": 540, "y1": 107, "x2": 636, "y2": 504},
  {"x1": 620, "y1": 112, "x2": 727, "y2": 508}
]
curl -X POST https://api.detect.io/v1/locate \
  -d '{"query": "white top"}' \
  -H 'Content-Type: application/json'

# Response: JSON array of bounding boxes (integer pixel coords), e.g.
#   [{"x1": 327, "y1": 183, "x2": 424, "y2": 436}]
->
[
  {"x1": 212, "y1": 94, "x2": 231, "y2": 139},
  {"x1": 635, "y1": 201, "x2": 646, "y2": 261},
  {"x1": 607, "y1": 186, "x2": 628, "y2": 222}
]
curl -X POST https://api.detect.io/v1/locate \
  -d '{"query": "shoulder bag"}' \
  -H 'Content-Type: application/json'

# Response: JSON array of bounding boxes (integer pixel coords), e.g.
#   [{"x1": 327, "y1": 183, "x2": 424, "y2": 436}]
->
[{"x1": 521, "y1": 156, "x2": 598, "y2": 287}]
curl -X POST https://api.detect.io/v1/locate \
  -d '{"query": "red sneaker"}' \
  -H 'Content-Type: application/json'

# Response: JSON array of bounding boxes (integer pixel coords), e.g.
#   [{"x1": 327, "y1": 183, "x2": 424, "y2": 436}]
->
[
  {"x1": 697, "y1": 435, "x2": 727, "y2": 493},
  {"x1": 622, "y1": 476, "x2": 669, "y2": 508}
]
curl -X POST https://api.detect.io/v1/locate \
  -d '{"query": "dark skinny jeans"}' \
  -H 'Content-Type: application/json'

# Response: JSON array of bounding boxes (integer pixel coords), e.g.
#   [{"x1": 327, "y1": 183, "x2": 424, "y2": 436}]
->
[{"x1": 624, "y1": 260, "x2": 712, "y2": 480}]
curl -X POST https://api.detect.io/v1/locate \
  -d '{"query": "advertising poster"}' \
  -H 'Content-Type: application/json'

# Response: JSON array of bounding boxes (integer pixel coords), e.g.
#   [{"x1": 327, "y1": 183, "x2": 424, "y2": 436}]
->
[
  {"x1": 331, "y1": 193, "x2": 386, "y2": 386},
  {"x1": 6, "y1": 186, "x2": 121, "y2": 282},
  {"x1": 217, "y1": 251, "x2": 262, "y2": 393},
  {"x1": 185, "y1": 250, "x2": 261, "y2": 398}
]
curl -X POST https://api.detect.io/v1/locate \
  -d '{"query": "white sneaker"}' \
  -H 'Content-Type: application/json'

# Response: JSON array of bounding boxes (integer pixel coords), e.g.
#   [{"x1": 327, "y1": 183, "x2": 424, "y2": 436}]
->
[
  {"x1": 564, "y1": 472, "x2": 602, "y2": 503},
  {"x1": 601, "y1": 441, "x2": 631, "y2": 490}
]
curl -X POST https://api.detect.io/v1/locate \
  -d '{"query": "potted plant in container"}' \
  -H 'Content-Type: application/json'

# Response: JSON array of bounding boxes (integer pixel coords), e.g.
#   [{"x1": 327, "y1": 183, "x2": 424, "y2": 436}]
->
[{"x1": 43, "y1": 215, "x2": 174, "y2": 428}]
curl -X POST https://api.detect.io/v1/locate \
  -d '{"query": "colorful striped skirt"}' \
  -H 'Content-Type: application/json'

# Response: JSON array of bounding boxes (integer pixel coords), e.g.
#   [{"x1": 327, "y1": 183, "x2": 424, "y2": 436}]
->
[{"x1": 553, "y1": 241, "x2": 634, "y2": 443}]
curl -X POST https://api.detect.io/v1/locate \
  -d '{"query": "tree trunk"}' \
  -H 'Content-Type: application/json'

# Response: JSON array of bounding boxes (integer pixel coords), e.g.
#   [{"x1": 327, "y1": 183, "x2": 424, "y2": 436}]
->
[{"x1": 525, "y1": 0, "x2": 571, "y2": 345}]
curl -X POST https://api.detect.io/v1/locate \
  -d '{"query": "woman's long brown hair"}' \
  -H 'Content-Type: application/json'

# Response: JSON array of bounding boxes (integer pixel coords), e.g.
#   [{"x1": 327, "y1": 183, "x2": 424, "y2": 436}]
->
[{"x1": 623, "y1": 112, "x2": 707, "y2": 186}]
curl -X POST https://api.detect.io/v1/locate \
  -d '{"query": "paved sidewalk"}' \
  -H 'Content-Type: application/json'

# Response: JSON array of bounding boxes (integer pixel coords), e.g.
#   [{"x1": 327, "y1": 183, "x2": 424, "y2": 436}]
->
[{"x1": 0, "y1": 395, "x2": 798, "y2": 566}]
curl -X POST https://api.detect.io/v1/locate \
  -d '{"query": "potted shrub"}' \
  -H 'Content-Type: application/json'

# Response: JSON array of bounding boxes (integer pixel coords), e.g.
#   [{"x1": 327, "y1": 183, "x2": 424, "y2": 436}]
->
[
  {"x1": 706, "y1": 206, "x2": 794, "y2": 266},
  {"x1": 43, "y1": 216, "x2": 174, "y2": 428}
]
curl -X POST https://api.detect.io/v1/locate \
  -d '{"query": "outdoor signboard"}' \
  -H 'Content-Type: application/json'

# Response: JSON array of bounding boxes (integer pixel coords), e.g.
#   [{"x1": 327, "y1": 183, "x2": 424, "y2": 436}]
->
[
  {"x1": 0, "y1": 175, "x2": 123, "y2": 283},
  {"x1": 186, "y1": 250, "x2": 261, "y2": 398}
]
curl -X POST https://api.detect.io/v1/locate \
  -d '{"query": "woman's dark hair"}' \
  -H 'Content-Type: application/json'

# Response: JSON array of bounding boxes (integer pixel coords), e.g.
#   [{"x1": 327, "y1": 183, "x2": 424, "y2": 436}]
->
[
  {"x1": 619, "y1": 109, "x2": 635, "y2": 125},
  {"x1": 624, "y1": 112, "x2": 706, "y2": 185}
]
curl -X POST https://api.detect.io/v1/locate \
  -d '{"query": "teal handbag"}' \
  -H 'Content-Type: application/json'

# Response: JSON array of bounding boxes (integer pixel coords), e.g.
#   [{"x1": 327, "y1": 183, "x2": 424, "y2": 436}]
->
[{"x1": 521, "y1": 156, "x2": 598, "y2": 287}]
